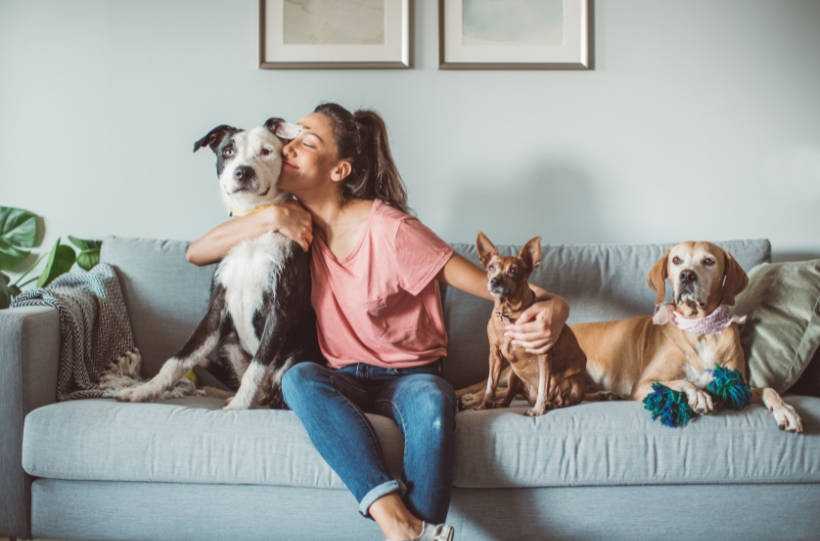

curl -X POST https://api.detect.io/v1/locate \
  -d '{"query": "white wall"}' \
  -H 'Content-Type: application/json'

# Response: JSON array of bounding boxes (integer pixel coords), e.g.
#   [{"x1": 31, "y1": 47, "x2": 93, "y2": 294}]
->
[{"x1": 2, "y1": 0, "x2": 819, "y2": 276}]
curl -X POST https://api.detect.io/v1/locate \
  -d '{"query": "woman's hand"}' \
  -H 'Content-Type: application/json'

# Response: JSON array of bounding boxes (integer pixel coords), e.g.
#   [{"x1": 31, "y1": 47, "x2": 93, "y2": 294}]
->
[
  {"x1": 504, "y1": 288, "x2": 570, "y2": 355},
  {"x1": 269, "y1": 199, "x2": 313, "y2": 252}
]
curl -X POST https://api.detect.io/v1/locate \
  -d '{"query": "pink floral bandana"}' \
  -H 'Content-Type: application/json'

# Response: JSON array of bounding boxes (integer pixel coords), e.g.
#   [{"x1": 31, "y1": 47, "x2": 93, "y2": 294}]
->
[{"x1": 653, "y1": 302, "x2": 746, "y2": 335}]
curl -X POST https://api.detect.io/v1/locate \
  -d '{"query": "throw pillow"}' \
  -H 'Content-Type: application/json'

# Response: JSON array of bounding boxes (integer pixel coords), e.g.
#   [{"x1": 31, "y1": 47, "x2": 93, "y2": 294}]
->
[{"x1": 733, "y1": 259, "x2": 820, "y2": 393}]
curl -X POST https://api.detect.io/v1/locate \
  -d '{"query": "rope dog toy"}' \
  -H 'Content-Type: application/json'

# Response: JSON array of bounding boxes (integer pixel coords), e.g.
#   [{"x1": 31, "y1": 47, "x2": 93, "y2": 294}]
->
[{"x1": 643, "y1": 365, "x2": 751, "y2": 427}]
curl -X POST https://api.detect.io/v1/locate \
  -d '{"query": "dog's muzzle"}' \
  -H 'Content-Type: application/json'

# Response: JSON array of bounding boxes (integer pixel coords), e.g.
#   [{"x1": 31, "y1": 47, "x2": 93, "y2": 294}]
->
[
  {"x1": 488, "y1": 277, "x2": 512, "y2": 298},
  {"x1": 675, "y1": 270, "x2": 704, "y2": 306}
]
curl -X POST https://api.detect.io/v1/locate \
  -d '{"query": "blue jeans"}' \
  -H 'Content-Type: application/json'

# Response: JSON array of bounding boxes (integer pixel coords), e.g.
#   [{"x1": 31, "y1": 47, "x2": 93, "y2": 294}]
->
[{"x1": 281, "y1": 360, "x2": 456, "y2": 523}]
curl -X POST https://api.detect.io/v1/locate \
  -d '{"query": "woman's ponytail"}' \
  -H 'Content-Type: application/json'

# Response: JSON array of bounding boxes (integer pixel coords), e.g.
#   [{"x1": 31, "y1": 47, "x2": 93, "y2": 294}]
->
[{"x1": 314, "y1": 103, "x2": 410, "y2": 214}]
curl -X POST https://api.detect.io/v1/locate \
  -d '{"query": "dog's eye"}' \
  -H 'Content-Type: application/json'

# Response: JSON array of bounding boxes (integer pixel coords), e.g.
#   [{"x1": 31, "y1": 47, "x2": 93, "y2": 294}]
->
[
  {"x1": 223, "y1": 147, "x2": 235, "y2": 157},
  {"x1": 672, "y1": 256, "x2": 682, "y2": 265},
  {"x1": 261, "y1": 148, "x2": 272, "y2": 156},
  {"x1": 703, "y1": 258, "x2": 715, "y2": 266},
  {"x1": 488, "y1": 265, "x2": 496, "y2": 272},
  {"x1": 509, "y1": 266, "x2": 518, "y2": 275}
]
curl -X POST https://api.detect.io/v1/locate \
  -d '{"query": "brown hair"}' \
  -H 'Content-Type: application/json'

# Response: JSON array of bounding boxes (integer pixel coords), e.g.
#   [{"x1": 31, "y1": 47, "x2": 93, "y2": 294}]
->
[{"x1": 313, "y1": 103, "x2": 410, "y2": 214}]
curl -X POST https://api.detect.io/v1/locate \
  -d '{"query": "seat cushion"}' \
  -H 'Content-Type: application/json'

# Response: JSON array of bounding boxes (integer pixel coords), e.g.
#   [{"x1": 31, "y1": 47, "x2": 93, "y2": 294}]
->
[
  {"x1": 24, "y1": 395, "x2": 820, "y2": 491},
  {"x1": 453, "y1": 396, "x2": 820, "y2": 489},
  {"x1": 22, "y1": 397, "x2": 404, "y2": 489}
]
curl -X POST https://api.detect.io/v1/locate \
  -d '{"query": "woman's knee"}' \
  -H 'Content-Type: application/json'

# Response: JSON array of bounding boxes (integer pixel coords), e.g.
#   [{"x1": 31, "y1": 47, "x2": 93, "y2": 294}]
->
[
  {"x1": 281, "y1": 361, "x2": 327, "y2": 406},
  {"x1": 399, "y1": 375, "x2": 456, "y2": 432}
]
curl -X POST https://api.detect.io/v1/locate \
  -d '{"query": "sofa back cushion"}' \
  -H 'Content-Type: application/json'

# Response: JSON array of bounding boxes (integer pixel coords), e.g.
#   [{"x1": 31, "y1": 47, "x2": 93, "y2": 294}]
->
[
  {"x1": 442, "y1": 240, "x2": 771, "y2": 389},
  {"x1": 102, "y1": 236, "x2": 770, "y2": 385},
  {"x1": 101, "y1": 237, "x2": 216, "y2": 378}
]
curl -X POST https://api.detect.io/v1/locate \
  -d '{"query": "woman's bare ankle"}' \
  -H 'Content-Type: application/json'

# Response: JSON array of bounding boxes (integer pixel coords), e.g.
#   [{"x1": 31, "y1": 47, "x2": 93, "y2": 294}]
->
[{"x1": 368, "y1": 493, "x2": 423, "y2": 540}]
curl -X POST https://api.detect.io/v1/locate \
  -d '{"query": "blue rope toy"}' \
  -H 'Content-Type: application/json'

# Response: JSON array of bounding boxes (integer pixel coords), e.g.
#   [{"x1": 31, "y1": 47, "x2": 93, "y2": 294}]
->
[{"x1": 643, "y1": 364, "x2": 751, "y2": 428}]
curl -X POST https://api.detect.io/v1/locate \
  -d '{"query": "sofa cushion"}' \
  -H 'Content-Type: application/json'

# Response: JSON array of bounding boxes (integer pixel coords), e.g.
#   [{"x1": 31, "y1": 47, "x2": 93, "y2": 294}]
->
[
  {"x1": 100, "y1": 237, "x2": 216, "y2": 378},
  {"x1": 443, "y1": 239, "x2": 771, "y2": 389},
  {"x1": 24, "y1": 396, "x2": 820, "y2": 491},
  {"x1": 22, "y1": 397, "x2": 404, "y2": 489},
  {"x1": 733, "y1": 259, "x2": 820, "y2": 393},
  {"x1": 453, "y1": 396, "x2": 820, "y2": 489}
]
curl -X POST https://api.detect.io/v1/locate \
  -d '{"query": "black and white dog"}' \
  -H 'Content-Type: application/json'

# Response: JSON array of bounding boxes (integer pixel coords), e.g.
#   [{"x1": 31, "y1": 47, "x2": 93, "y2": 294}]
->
[{"x1": 116, "y1": 118, "x2": 319, "y2": 410}]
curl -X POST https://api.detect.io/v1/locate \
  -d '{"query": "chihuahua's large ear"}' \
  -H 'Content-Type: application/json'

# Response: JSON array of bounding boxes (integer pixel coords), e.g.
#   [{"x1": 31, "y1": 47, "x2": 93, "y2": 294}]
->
[
  {"x1": 721, "y1": 249, "x2": 749, "y2": 306},
  {"x1": 518, "y1": 236, "x2": 542, "y2": 270},
  {"x1": 264, "y1": 118, "x2": 302, "y2": 140},
  {"x1": 647, "y1": 249, "x2": 670, "y2": 304},
  {"x1": 476, "y1": 231, "x2": 498, "y2": 268},
  {"x1": 193, "y1": 125, "x2": 239, "y2": 153}
]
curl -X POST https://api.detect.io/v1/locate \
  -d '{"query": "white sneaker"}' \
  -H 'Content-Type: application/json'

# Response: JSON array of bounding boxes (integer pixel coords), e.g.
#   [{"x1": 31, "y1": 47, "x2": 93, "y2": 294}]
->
[{"x1": 409, "y1": 521, "x2": 455, "y2": 541}]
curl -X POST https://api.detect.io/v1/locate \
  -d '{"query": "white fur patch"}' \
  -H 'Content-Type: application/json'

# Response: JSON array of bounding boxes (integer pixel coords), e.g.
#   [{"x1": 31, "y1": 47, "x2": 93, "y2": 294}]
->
[
  {"x1": 215, "y1": 232, "x2": 291, "y2": 354},
  {"x1": 225, "y1": 360, "x2": 266, "y2": 410}
]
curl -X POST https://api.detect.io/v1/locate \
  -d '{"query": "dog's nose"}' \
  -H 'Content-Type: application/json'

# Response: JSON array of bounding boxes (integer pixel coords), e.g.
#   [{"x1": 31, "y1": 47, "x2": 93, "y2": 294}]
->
[
  {"x1": 234, "y1": 166, "x2": 255, "y2": 183},
  {"x1": 680, "y1": 270, "x2": 697, "y2": 284},
  {"x1": 490, "y1": 277, "x2": 501, "y2": 288}
]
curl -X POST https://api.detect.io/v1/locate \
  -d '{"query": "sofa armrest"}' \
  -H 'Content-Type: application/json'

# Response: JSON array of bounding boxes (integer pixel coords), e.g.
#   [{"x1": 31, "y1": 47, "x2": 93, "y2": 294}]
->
[{"x1": 0, "y1": 306, "x2": 59, "y2": 539}]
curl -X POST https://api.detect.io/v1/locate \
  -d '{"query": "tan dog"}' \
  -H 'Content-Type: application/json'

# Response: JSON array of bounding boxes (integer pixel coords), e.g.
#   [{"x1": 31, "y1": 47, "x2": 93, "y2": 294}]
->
[
  {"x1": 571, "y1": 241, "x2": 803, "y2": 432},
  {"x1": 467, "y1": 232, "x2": 586, "y2": 416}
]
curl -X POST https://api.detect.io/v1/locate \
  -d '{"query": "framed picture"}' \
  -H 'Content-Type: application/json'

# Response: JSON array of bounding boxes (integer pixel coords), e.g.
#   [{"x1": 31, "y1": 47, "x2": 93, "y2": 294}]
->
[
  {"x1": 438, "y1": 0, "x2": 593, "y2": 70},
  {"x1": 260, "y1": 0, "x2": 412, "y2": 69}
]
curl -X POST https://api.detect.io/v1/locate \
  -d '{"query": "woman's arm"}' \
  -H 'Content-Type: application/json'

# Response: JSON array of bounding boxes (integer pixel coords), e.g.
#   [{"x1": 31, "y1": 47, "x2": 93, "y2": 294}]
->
[
  {"x1": 186, "y1": 200, "x2": 313, "y2": 266},
  {"x1": 436, "y1": 253, "x2": 570, "y2": 354}
]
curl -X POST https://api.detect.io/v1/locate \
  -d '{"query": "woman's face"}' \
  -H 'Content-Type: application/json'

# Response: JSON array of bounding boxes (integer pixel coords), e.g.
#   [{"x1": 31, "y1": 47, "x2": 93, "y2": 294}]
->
[{"x1": 278, "y1": 113, "x2": 351, "y2": 199}]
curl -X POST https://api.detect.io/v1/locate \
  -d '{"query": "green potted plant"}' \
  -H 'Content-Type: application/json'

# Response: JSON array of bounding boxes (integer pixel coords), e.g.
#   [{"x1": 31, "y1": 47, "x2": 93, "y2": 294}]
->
[{"x1": 0, "y1": 205, "x2": 101, "y2": 309}]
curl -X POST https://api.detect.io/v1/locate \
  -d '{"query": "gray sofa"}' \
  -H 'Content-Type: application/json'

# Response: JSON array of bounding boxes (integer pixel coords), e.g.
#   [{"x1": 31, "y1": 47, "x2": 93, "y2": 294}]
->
[{"x1": 2, "y1": 236, "x2": 819, "y2": 541}]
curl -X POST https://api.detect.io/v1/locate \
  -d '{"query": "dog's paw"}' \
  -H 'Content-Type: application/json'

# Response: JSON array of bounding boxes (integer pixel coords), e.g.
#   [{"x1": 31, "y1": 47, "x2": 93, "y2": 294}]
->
[
  {"x1": 471, "y1": 400, "x2": 496, "y2": 412},
  {"x1": 459, "y1": 393, "x2": 480, "y2": 410},
  {"x1": 772, "y1": 402, "x2": 803, "y2": 433},
  {"x1": 525, "y1": 407, "x2": 547, "y2": 417},
  {"x1": 223, "y1": 396, "x2": 251, "y2": 411},
  {"x1": 686, "y1": 389, "x2": 714, "y2": 414},
  {"x1": 115, "y1": 384, "x2": 159, "y2": 403}
]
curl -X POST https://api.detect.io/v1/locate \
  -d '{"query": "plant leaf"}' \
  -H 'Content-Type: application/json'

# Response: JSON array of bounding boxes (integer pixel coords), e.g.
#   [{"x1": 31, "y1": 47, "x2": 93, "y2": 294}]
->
[
  {"x1": 68, "y1": 235, "x2": 101, "y2": 250},
  {"x1": 0, "y1": 238, "x2": 30, "y2": 271},
  {"x1": 76, "y1": 248, "x2": 100, "y2": 271},
  {"x1": 37, "y1": 238, "x2": 76, "y2": 288},
  {"x1": 69, "y1": 237, "x2": 102, "y2": 270},
  {"x1": 0, "y1": 272, "x2": 10, "y2": 309},
  {"x1": 0, "y1": 206, "x2": 38, "y2": 248}
]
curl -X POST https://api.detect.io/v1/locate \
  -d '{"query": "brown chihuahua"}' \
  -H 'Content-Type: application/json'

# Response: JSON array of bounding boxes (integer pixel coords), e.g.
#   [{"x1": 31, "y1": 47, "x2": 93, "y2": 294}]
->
[{"x1": 472, "y1": 232, "x2": 587, "y2": 416}]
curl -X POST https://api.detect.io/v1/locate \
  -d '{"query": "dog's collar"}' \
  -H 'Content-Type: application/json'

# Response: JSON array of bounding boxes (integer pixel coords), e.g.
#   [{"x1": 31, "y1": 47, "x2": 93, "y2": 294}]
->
[
  {"x1": 495, "y1": 289, "x2": 538, "y2": 323},
  {"x1": 653, "y1": 302, "x2": 746, "y2": 334},
  {"x1": 229, "y1": 204, "x2": 274, "y2": 218}
]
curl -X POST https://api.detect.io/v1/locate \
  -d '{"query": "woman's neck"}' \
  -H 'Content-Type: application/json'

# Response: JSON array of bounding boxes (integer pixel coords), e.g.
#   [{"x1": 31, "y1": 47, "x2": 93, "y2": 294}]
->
[{"x1": 301, "y1": 194, "x2": 375, "y2": 259}]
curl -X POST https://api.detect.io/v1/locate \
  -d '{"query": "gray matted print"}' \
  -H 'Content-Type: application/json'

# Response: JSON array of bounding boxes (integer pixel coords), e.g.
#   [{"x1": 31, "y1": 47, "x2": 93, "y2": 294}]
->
[
  {"x1": 462, "y1": 0, "x2": 563, "y2": 46},
  {"x1": 284, "y1": 0, "x2": 386, "y2": 45}
]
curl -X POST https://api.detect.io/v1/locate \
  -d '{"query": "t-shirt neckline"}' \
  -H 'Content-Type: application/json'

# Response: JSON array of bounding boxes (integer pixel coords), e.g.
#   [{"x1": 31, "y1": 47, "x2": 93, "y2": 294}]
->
[{"x1": 315, "y1": 199, "x2": 381, "y2": 265}]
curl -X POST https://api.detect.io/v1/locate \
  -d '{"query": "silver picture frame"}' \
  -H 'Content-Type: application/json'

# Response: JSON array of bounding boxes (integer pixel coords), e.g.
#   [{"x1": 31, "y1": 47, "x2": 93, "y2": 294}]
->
[
  {"x1": 260, "y1": 0, "x2": 412, "y2": 69},
  {"x1": 438, "y1": 0, "x2": 594, "y2": 70}
]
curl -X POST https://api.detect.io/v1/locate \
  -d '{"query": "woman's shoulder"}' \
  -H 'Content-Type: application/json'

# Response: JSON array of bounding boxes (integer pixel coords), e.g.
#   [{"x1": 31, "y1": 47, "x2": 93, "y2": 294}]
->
[{"x1": 372, "y1": 198, "x2": 414, "y2": 225}]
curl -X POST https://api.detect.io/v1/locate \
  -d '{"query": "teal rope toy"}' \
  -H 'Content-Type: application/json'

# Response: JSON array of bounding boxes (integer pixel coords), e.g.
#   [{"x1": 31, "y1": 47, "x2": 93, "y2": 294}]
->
[
  {"x1": 643, "y1": 382, "x2": 695, "y2": 428},
  {"x1": 707, "y1": 364, "x2": 752, "y2": 411},
  {"x1": 644, "y1": 365, "x2": 751, "y2": 428}
]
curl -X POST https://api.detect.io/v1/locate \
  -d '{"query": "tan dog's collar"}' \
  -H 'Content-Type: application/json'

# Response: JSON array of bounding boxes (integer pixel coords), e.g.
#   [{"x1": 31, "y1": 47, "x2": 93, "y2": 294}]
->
[
  {"x1": 229, "y1": 204, "x2": 273, "y2": 218},
  {"x1": 653, "y1": 302, "x2": 746, "y2": 334},
  {"x1": 495, "y1": 289, "x2": 537, "y2": 323}
]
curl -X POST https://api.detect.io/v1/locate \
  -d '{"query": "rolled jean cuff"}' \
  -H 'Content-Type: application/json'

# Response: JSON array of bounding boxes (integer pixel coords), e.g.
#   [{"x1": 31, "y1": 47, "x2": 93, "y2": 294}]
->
[{"x1": 358, "y1": 479, "x2": 405, "y2": 518}]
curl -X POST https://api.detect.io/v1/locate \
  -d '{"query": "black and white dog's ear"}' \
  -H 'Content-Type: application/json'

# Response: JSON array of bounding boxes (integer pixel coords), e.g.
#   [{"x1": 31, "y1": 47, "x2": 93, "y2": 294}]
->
[
  {"x1": 264, "y1": 118, "x2": 302, "y2": 140},
  {"x1": 193, "y1": 125, "x2": 240, "y2": 153}
]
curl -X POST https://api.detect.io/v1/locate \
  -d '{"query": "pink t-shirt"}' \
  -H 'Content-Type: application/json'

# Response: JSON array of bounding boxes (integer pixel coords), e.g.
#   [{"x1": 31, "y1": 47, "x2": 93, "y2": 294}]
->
[{"x1": 310, "y1": 199, "x2": 455, "y2": 369}]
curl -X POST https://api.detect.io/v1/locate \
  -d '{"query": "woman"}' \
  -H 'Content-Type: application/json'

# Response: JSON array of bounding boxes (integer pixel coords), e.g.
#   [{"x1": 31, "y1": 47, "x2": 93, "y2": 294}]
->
[{"x1": 186, "y1": 103, "x2": 569, "y2": 541}]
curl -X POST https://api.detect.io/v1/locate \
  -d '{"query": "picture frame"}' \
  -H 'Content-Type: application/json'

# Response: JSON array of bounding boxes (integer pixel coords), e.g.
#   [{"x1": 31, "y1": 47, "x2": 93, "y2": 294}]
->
[
  {"x1": 259, "y1": 0, "x2": 412, "y2": 69},
  {"x1": 438, "y1": 0, "x2": 593, "y2": 70}
]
